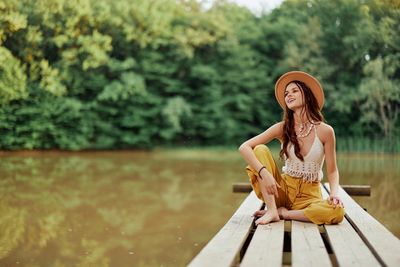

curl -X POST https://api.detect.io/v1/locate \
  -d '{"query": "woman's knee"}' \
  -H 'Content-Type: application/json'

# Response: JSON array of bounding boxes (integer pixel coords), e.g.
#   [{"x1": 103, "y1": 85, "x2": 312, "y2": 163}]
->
[
  {"x1": 323, "y1": 206, "x2": 345, "y2": 224},
  {"x1": 306, "y1": 204, "x2": 345, "y2": 225},
  {"x1": 253, "y1": 144, "x2": 270, "y2": 156},
  {"x1": 252, "y1": 144, "x2": 277, "y2": 174},
  {"x1": 330, "y1": 206, "x2": 345, "y2": 224},
  {"x1": 254, "y1": 144, "x2": 268, "y2": 151}
]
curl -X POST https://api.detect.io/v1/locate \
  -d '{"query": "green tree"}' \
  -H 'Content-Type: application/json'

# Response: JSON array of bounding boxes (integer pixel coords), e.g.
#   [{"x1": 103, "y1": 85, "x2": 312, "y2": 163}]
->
[
  {"x1": 0, "y1": 0, "x2": 398, "y2": 150},
  {"x1": 359, "y1": 56, "x2": 399, "y2": 147}
]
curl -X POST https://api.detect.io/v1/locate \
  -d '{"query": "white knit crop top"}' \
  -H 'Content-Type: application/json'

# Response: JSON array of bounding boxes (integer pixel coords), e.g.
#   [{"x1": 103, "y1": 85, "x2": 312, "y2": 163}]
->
[{"x1": 282, "y1": 126, "x2": 325, "y2": 182}]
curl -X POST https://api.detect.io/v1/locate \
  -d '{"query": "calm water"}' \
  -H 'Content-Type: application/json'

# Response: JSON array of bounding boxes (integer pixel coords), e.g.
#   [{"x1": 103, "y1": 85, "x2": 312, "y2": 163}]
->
[{"x1": 0, "y1": 149, "x2": 399, "y2": 267}]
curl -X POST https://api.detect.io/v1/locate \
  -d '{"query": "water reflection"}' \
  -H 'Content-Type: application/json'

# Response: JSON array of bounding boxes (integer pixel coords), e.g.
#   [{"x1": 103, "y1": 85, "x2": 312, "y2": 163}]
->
[
  {"x1": 0, "y1": 150, "x2": 398, "y2": 266},
  {"x1": 337, "y1": 153, "x2": 400, "y2": 235}
]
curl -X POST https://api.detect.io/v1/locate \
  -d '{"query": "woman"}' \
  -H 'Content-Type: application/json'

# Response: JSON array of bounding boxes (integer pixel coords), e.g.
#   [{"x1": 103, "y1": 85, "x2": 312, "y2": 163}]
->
[{"x1": 239, "y1": 71, "x2": 345, "y2": 225}]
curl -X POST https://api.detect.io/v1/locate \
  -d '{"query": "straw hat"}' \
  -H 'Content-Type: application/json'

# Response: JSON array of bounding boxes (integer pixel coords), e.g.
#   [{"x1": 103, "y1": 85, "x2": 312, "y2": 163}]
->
[{"x1": 274, "y1": 71, "x2": 325, "y2": 110}]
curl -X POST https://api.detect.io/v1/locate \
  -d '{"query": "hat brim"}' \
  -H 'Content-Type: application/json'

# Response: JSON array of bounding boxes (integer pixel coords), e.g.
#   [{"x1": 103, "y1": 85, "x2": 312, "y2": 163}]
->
[{"x1": 275, "y1": 71, "x2": 324, "y2": 110}]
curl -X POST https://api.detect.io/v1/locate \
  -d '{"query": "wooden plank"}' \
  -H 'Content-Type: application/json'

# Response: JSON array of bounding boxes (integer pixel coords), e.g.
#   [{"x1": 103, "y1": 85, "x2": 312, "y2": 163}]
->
[
  {"x1": 233, "y1": 182, "x2": 370, "y2": 196},
  {"x1": 240, "y1": 219, "x2": 284, "y2": 267},
  {"x1": 325, "y1": 183, "x2": 400, "y2": 267},
  {"x1": 341, "y1": 185, "x2": 371, "y2": 196},
  {"x1": 188, "y1": 191, "x2": 263, "y2": 267},
  {"x1": 320, "y1": 185, "x2": 381, "y2": 266},
  {"x1": 292, "y1": 220, "x2": 332, "y2": 267}
]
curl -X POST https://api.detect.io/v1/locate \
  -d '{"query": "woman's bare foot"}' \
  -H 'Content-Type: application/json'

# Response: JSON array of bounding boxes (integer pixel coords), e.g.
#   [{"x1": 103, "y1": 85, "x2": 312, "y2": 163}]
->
[
  {"x1": 255, "y1": 209, "x2": 280, "y2": 225},
  {"x1": 253, "y1": 210, "x2": 267, "y2": 218},
  {"x1": 277, "y1": 207, "x2": 288, "y2": 219}
]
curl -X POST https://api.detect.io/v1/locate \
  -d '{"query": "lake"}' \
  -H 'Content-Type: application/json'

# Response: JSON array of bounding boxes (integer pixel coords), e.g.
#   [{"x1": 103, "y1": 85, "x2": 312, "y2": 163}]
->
[{"x1": 0, "y1": 149, "x2": 398, "y2": 266}]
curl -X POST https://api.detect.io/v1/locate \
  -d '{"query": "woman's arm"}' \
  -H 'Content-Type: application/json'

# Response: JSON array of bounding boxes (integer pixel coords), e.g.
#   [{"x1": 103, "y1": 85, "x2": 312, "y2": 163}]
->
[
  {"x1": 238, "y1": 122, "x2": 283, "y2": 171},
  {"x1": 238, "y1": 122, "x2": 284, "y2": 197},
  {"x1": 321, "y1": 123, "x2": 343, "y2": 207}
]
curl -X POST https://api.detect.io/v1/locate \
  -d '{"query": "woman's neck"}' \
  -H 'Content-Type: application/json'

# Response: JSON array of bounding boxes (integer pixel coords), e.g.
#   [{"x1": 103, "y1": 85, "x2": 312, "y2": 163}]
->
[{"x1": 293, "y1": 110, "x2": 309, "y2": 124}]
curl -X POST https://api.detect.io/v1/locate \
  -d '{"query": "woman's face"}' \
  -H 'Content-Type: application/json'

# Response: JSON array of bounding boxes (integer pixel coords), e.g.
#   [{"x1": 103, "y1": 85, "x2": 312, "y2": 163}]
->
[{"x1": 284, "y1": 82, "x2": 304, "y2": 110}]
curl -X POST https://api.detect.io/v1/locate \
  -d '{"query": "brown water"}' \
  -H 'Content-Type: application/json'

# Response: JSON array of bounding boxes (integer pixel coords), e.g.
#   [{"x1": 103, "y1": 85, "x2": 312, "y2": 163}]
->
[{"x1": 0, "y1": 149, "x2": 398, "y2": 267}]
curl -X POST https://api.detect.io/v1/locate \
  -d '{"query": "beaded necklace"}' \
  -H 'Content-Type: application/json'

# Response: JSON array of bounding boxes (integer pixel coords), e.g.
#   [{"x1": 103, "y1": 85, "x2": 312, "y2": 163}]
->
[{"x1": 296, "y1": 120, "x2": 314, "y2": 138}]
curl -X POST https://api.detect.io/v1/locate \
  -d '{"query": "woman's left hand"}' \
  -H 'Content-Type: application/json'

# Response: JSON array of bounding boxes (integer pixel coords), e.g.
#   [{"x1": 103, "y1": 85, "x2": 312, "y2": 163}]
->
[{"x1": 327, "y1": 195, "x2": 344, "y2": 208}]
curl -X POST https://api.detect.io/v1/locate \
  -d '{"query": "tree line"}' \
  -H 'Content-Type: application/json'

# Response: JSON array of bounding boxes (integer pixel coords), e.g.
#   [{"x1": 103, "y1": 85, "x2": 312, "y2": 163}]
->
[{"x1": 0, "y1": 0, "x2": 398, "y2": 150}]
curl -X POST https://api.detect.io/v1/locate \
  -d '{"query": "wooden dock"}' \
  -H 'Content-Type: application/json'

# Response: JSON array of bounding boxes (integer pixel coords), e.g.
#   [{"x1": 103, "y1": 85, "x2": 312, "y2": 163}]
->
[{"x1": 188, "y1": 183, "x2": 400, "y2": 267}]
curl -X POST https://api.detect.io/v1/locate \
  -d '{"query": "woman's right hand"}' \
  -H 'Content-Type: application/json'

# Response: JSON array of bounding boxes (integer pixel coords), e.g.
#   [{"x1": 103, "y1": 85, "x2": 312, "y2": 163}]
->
[{"x1": 259, "y1": 169, "x2": 281, "y2": 198}]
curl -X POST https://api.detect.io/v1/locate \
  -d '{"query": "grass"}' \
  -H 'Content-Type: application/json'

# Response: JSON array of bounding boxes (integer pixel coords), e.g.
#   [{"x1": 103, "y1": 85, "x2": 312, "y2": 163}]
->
[
  {"x1": 337, "y1": 137, "x2": 399, "y2": 153},
  {"x1": 156, "y1": 137, "x2": 398, "y2": 154}
]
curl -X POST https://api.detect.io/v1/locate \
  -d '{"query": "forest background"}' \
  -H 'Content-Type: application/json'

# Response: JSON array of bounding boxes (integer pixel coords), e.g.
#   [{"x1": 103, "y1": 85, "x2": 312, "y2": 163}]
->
[{"x1": 0, "y1": 0, "x2": 399, "y2": 151}]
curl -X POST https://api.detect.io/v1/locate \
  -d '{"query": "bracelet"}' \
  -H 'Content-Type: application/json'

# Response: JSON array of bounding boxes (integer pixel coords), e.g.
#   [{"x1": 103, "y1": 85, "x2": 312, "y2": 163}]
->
[{"x1": 257, "y1": 166, "x2": 266, "y2": 179}]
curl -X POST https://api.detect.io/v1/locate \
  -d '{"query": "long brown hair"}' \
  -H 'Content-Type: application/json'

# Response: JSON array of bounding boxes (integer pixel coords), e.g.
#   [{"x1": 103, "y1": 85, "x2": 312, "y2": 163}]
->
[{"x1": 279, "y1": 81, "x2": 324, "y2": 161}]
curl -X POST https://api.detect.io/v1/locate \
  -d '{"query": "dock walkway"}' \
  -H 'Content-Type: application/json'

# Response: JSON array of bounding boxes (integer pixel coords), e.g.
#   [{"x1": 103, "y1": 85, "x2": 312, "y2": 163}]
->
[{"x1": 188, "y1": 184, "x2": 400, "y2": 267}]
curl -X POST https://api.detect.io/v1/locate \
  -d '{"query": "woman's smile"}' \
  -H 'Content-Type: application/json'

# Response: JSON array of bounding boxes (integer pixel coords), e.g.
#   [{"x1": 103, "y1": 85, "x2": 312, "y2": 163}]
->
[{"x1": 284, "y1": 82, "x2": 304, "y2": 108}]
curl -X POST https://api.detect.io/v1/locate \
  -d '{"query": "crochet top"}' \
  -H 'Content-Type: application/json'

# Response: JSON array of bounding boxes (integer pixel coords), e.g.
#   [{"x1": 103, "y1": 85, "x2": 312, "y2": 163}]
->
[{"x1": 282, "y1": 126, "x2": 325, "y2": 182}]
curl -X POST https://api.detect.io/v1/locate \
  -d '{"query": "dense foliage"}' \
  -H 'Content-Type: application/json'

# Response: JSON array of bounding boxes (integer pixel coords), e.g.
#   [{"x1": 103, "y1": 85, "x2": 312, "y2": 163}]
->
[{"x1": 0, "y1": 0, "x2": 399, "y2": 150}]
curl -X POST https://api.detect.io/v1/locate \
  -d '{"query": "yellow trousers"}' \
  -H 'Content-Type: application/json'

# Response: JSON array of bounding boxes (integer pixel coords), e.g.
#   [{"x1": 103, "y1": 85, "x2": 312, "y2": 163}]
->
[{"x1": 246, "y1": 145, "x2": 345, "y2": 225}]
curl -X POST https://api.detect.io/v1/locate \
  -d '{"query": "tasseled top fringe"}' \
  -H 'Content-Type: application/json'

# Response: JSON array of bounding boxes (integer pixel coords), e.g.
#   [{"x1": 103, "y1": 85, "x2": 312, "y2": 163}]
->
[{"x1": 282, "y1": 164, "x2": 323, "y2": 183}]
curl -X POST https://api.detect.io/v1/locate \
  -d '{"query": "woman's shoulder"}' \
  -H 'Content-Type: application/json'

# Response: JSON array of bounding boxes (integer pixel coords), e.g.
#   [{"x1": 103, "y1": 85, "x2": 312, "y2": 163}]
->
[
  {"x1": 271, "y1": 121, "x2": 285, "y2": 133},
  {"x1": 265, "y1": 121, "x2": 285, "y2": 140},
  {"x1": 316, "y1": 121, "x2": 333, "y2": 131},
  {"x1": 316, "y1": 122, "x2": 335, "y2": 143},
  {"x1": 274, "y1": 121, "x2": 285, "y2": 128}
]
